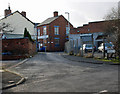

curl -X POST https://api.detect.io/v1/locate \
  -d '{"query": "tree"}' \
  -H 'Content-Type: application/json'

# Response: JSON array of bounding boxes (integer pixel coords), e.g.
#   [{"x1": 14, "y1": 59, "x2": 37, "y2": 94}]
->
[
  {"x1": 0, "y1": 23, "x2": 14, "y2": 38},
  {"x1": 24, "y1": 28, "x2": 33, "y2": 42},
  {"x1": 104, "y1": 6, "x2": 120, "y2": 60},
  {"x1": 0, "y1": 23, "x2": 14, "y2": 32}
]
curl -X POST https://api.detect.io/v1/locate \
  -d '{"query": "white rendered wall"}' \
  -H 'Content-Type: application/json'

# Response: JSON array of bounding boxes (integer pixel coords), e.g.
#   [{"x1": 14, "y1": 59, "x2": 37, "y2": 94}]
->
[{"x1": 0, "y1": 12, "x2": 35, "y2": 38}]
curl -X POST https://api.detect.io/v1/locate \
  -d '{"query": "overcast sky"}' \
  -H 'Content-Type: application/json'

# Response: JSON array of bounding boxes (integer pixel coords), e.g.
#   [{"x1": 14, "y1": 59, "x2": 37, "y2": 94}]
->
[{"x1": 0, "y1": 0, "x2": 119, "y2": 27}]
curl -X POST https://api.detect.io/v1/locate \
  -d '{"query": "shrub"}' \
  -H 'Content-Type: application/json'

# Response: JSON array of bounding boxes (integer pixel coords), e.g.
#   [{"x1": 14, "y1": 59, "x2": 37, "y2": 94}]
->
[{"x1": 24, "y1": 28, "x2": 34, "y2": 42}]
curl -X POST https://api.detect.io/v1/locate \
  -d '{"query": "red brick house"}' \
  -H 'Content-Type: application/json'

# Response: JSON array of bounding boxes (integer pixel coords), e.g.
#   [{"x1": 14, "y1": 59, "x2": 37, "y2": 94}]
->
[{"x1": 37, "y1": 11, "x2": 73, "y2": 52}]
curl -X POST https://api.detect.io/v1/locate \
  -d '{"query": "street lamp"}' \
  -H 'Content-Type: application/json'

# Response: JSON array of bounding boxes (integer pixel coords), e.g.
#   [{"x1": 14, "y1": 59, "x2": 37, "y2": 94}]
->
[{"x1": 65, "y1": 12, "x2": 70, "y2": 40}]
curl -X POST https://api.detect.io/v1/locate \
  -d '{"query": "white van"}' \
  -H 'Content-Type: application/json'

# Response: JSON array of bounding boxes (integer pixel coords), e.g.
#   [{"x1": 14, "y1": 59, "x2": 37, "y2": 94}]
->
[{"x1": 98, "y1": 43, "x2": 114, "y2": 52}]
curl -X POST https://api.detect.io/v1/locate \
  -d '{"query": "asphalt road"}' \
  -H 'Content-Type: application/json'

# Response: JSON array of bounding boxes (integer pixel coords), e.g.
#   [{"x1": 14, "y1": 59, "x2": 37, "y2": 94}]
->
[{"x1": 3, "y1": 52, "x2": 119, "y2": 93}]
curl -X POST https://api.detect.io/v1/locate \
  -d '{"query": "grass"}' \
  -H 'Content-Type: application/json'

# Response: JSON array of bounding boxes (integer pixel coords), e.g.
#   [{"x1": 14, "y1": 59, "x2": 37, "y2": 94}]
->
[{"x1": 98, "y1": 58, "x2": 120, "y2": 64}]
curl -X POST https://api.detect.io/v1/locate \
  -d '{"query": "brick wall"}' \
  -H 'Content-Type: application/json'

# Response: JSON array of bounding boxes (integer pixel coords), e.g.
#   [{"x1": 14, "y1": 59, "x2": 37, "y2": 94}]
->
[{"x1": 2, "y1": 38, "x2": 36, "y2": 60}]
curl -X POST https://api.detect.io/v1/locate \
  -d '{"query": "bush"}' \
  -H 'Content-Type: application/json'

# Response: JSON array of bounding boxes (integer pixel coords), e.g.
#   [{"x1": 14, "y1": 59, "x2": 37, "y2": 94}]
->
[{"x1": 24, "y1": 28, "x2": 34, "y2": 42}]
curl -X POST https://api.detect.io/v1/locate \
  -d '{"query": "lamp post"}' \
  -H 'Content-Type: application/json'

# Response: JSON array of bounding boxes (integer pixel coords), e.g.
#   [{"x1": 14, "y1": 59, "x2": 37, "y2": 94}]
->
[{"x1": 65, "y1": 12, "x2": 70, "y2": 40}]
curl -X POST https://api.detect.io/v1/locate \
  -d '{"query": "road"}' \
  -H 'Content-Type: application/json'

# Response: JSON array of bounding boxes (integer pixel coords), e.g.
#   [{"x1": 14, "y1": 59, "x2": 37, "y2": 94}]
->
[{"x1": 3, "y1": 52, "x2": 119, "y2": 93}]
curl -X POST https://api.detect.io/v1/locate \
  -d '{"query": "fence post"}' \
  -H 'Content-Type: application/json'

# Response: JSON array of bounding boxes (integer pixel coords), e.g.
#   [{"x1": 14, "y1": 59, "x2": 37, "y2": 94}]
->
[
  {"x1": 80, "y1": 36, "x2": 83, "y2": 57},
  {"x1": 76, "y1": 39, "x2": 78, "y2": 55},
  {"x1": 92, "y1": 34, "x2": 94, "y2": 57},
  {"x1": 103, "y1": 38, "x2": 106, "y2": 58}
]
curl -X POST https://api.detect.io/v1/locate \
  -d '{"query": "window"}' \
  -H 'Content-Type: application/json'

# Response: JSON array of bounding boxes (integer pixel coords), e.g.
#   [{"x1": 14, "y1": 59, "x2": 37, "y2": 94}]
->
[
  {"x1": 43, "y1": 26, "x2": 47, "y2": 35},
  {"x1": 66, "y1": 26, "x2": 70, "y2": 35},
  {"x1": 38, "y1": 29, "x2": 40, "y2": 36},
  {"x1": 54, "y1": 26, "x2": 59, "y2": 35},
  {"x1": 54, "y1": 38, "x2": 60, "y2": 47},
  {"x1": 88, "y1": 28, "x2": 90, "y2": 31}
]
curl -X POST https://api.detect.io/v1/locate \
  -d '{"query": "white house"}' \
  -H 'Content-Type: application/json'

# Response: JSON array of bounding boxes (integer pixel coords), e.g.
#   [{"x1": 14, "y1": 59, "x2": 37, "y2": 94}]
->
[{"x1": 0, "y1": 7, "x2": 36, "y2": 40}]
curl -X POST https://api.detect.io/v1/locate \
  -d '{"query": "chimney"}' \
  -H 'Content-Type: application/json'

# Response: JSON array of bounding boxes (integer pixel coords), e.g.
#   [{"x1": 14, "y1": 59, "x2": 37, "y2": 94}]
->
[
  {"x1": 53, "y1": 11, "x2": 58, "y2": 17},
  {"x1": 21, "y1": 11, "x2": 26, "y2": 17},
  {"x1": 4, "y1": 5, "x2": 11, "y2": 17}
]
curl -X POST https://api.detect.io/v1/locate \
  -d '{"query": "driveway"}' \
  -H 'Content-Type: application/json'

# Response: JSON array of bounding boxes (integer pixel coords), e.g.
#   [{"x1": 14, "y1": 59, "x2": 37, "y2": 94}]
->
[{"x1": 3, "y1": 52, "x2": 119, "y2": 93}]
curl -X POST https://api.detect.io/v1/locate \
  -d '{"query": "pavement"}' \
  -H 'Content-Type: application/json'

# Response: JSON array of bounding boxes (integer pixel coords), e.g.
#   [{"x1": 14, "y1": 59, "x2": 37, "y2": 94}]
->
[
  {"x1": 61, "y1": 52, "x2": 120, "y2": 65},
  {"x1": 1, "y1": 59, "x2": 28, "y2": 90}
]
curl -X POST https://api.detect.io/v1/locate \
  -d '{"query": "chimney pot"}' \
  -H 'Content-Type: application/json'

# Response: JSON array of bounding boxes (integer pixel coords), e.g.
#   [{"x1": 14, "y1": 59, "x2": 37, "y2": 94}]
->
[
  {"x1": 4, "y1": 9, "x2": 11, "y2": 17},
  {"x1": 53, "y1": 11, "x2": 58, "y2": 17},
  {"x1": 21, "y1": 11, "x2": 26, "y2": 17}
]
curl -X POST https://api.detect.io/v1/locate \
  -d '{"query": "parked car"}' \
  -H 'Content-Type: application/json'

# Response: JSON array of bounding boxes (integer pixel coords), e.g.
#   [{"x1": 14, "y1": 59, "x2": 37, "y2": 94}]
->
[
  {"x1": 80, "y1": 44, "x2": 95, "y2": 53},
  {"x1": 98, "y1": 43, "x2": 114, "y2": 52}
]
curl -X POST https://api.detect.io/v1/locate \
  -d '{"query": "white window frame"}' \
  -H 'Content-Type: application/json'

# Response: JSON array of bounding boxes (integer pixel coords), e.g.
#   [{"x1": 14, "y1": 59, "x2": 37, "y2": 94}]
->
[
  {"x1": 38, "y1": 29, "x2": 40, "y2": 36},
  {"x1": 43, "y1": 26, "x2": 47, "y2": 35},
  {"x1": 66, "y1": 26, "x2": 69, "y2": 35},
  {"x1": 54, "y1": 26, "x2": 59, "y2": 35}
]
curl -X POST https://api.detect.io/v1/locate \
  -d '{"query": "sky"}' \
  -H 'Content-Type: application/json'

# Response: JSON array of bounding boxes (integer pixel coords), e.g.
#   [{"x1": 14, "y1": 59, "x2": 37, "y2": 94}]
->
[{"x1": 0, "y1": 0, "x2": 119, "y2": 27}]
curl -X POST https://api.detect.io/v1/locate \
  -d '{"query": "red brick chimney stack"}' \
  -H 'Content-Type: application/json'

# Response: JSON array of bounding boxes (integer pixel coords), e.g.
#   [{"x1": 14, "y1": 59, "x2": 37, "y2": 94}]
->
[
  {"x1": 4, "y1": 4, "x2": 11, "y2": 17},
  {"x1": 21, "y1": 11, "x2": 26, "y2": 17},
  {"x1": 54, "y1": 11, "x2": 58, "y2": 17}
]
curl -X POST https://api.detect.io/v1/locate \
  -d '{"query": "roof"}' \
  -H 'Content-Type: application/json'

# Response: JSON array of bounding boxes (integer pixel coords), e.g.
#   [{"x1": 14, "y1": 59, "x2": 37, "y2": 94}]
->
[
  {"x1": 0, "y1": 11, "x2": 34, "y2": 25},
  {"x1": 37, "y1": 16, "x2": 59, "y2": 26}
]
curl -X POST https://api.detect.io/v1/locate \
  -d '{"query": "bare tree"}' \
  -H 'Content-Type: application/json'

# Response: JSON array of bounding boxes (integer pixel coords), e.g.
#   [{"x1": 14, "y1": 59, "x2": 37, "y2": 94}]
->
[
  {"x1": 0, "y1": 23, "x2": 14, "y2": 38},
  {"x1": 104, "y1": 6, "x2": 120, "y2": 60}
]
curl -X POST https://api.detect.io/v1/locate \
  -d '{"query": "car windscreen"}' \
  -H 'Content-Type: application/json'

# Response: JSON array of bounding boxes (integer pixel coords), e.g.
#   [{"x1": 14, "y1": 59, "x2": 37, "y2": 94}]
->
[
  {"x1": 86, "y1": 44, "x2": 92, "y2": 47},
  {"x1": 105, "y1": 43, "x2": 112, "y2": 47}
]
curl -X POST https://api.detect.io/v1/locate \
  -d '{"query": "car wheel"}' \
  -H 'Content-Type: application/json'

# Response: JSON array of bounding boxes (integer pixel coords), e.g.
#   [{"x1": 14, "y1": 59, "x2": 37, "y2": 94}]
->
[{"x1": 98, "y1": 50, "x2": 101, "y2": 53}]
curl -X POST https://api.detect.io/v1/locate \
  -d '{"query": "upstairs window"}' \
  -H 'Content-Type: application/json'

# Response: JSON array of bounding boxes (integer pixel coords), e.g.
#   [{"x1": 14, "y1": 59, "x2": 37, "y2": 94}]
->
[
  {"x1": 43, "y1": 26, "x2": 47, "y2": 35},
  {"x1": 54, "y1": 26, "x2": 59, "y2": 35},
  {"x1": 38, "y1": 29, "x2": 40, "y2": 36},
  {"x1": 66, "y1": 26, "x2": 70, "y2": 35},
  {"x1": 88, "y1": 28, "x2": 90, "y2": 31}
]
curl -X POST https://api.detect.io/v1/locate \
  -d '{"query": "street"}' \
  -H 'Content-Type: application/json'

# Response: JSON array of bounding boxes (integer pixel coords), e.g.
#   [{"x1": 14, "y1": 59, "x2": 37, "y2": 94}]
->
[{"x1": 3, "y1": 52, "x2": 119, "y2": 93}]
